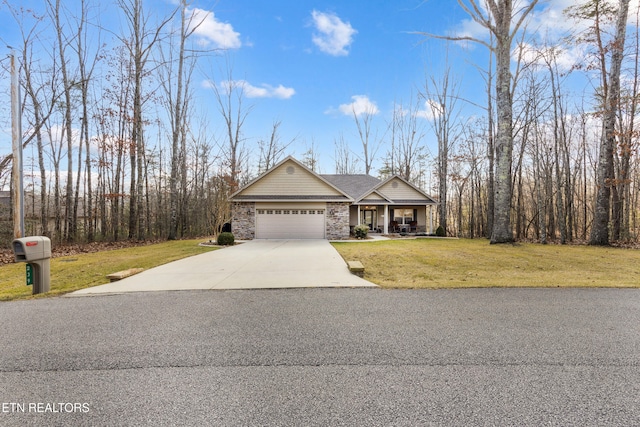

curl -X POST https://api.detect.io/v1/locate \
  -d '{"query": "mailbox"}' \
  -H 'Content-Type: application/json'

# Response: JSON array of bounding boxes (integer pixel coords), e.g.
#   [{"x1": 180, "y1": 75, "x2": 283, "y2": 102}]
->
[
  {"x1": 12, "y1": 236, "x2": 51, "y2": 295},
  {"x1": 13, "y1": 237, "x2": 51, "y2": 262}
]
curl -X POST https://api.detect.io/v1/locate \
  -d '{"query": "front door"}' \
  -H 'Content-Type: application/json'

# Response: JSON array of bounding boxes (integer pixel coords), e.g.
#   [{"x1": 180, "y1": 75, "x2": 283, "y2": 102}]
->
[{"x1": 361, "y1": 210, "x2": 377, "y2": 231}]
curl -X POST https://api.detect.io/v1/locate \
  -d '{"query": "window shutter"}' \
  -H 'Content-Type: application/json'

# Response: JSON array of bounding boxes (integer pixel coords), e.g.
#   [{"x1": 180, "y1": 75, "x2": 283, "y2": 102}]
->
[{"x1": 413, "y1": 209, "x2": 417, "y2": 221}]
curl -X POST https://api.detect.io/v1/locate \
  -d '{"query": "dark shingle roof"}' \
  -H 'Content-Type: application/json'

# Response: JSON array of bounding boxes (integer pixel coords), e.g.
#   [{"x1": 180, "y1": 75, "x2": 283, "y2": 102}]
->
[{"x1": 320, "y1": 174, "x2": 381, "y2": 200}]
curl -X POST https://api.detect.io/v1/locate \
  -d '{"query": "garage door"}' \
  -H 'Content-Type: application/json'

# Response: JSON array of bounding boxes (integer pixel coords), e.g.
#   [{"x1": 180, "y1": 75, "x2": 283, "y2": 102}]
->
[{"x1": 256, "y1": 205, "x2": 326, "y2": 239}]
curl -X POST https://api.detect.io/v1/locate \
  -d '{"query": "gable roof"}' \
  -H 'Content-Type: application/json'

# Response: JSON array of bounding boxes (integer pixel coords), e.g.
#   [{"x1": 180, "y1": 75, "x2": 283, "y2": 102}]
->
[
  {"x1": 230, "y1": 156, "x2": 352, "y2": 202},
  {"x1": 374, "y1": 175, "x2": 437, "y2": 204},
  {"x1": 358, "y1": 189, "x2": 394, "y2": 204}
]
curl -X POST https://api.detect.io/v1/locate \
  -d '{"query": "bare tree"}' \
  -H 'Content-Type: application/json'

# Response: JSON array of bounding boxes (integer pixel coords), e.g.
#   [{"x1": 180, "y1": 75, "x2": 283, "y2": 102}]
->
[
  {"x1": 6, "y1": 3, "x2": 61, "y2": 237},
  {"x1": 301, "y1": 139, "x2": 320, "y2": 172},
  {"x1": 210, "y1": 60, "x2": 253, "y2": 192},
  {"x1": 117, "y1": 0, "x2": 175, "y2": 240},
  {"x1": 616, "y1": 4, "x2": 640, "y2": 240},
  {"x1": 394, "y1": 98, "x2": 428, "y2": 184},
  {"x1": 258, "y1": 120, "x2": 294, "y2": 174},
  {"x1": 423, "y1": 64, "x2": 462, "y2": 235},
  {"x1": 47, "y1": 0, "x2": 78, "y2": 241},
  {"x1": 485, "y1": 43, "x2": 496, "y2": 238},
  {"x1": 420, "y1": 0, "x2": 538, "y2": 242},
  {"x1": 70, "y1": 0, "x2": 102, "y2": 242},
  {"x1": 540, "y1": 47, "x2": 574, "y2": 243},
  {"x1": 352, "y1": 103, "x2": 382, "y2": 175},
  {"x1": 589, "y1": 0, "x2": 631, "y2": 245},
  {"x1": 160, "y1": 0, "x2": 198, "y2": 240},
  {"x1": 439, "y1": 3, "x2": 527, "y2": 241},
  {"x1": 334, "y1": 133, "x2": 359, "y2": 174}
]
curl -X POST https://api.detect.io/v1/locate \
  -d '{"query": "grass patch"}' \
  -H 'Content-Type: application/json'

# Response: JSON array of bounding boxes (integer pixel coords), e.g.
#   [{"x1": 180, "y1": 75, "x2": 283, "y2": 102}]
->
[
  {"x1": 0, "y1": 239, "x2": 218, "y2": 301},
  {"x1": 332, "y1": 238, "x2": 640, "y2": 289}
]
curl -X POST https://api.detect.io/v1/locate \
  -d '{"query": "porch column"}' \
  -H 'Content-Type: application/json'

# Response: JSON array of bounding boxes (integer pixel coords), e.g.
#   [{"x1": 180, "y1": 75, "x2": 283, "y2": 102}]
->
[
  {"x1": 357, "y1": 205, "x2": 361, "y2": 225},
  {"x1": 384, "y1": 205, "x2": 389, "y2": 234},
  {"x1": 429, "y1": 205, "x2": 433, "y2": 234}
]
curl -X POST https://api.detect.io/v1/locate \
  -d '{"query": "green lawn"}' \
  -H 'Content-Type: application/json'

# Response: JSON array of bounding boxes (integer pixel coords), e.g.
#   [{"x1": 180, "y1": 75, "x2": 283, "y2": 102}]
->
[
  {"x1": 0, "y1": 239, "x2": 218, "y2": 301},
  {"x1": 332, "y1": 238, "x2": 640, "y2": 288},
  {"x1": 3, "y1": 238, "x2": 637, "y2": 301}
]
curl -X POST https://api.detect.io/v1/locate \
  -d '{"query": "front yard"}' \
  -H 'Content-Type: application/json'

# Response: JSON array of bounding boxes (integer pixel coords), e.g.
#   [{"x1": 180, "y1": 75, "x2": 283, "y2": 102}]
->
[
  {"x1": 332, "y1": 238, "x2": 640, "y2": 288},
  {"x1": 0, "y1": 239, "x2": 218, "y2": 301}
]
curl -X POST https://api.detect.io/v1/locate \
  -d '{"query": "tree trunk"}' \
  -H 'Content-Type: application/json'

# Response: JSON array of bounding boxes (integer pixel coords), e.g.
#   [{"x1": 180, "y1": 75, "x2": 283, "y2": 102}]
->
[
  {"x1": 491, "y1": 26, "x2": 515, "y2": 244},
  {"x1": 51, "y1": 0, "x2": 75, "y2": 241},
  {"x1": 486, "y1": 49, "x2": 495, "y2": 239},
  {"x1": 590, "y1": 0, "x2": 630, "y2": 245},
  {"x1": 168, "y1": 1, "x2": 188, "y2": 240}
]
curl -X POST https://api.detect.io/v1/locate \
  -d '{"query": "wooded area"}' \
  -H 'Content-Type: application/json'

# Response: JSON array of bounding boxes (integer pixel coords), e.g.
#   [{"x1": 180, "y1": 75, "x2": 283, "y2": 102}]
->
[{"x1": 0, "y1": 0, "x2": 638, "y2": 247}]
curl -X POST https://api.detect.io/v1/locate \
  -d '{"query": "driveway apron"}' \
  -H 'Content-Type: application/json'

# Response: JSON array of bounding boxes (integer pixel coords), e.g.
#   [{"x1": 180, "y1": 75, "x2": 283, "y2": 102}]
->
[{"x1": 71, "y1": 240, "x2": 376, "y2": 295}]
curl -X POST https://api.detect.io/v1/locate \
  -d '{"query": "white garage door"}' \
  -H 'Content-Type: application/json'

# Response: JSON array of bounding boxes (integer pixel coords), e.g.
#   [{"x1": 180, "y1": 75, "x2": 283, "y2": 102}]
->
[{"x1": 256, "y1": 205, "x2": 326, "y2": 239}]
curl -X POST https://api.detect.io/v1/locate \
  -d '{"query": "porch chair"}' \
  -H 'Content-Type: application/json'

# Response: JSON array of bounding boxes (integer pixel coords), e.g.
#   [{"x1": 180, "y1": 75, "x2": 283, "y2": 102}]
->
[
  {"x1": 390, "y1": 221, "x2": 400, "y2": 233},
  {"x1": 409, "y1": 221, "x2": 418, "y2": 233}
]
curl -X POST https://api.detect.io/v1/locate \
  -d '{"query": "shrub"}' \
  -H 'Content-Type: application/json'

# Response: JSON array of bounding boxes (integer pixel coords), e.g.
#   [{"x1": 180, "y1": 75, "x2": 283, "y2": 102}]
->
[
  {"x1": 217, "y1": 232, "x2": 235, "y2": 246},
  {"x1": 435, "y1": 226, "x2": 446, "y2": 237},
  {"x1": 354, "y1": 224, "x2": 369, "y2": 239}
]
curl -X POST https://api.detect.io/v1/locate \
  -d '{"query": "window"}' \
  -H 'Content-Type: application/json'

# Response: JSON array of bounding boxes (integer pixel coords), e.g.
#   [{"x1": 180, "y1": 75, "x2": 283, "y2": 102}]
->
[
  {"x1": 291, "y1": 210, "x2": 298, "y2": 214},
  {"x1": 267, "y1": 210, "x2": 274, "y2": 215},
  {"x1": 394, "y1": 209, "x2": 414, "y2": 225},
  {"x1": 258, "y1": 209, "x2": 265, "y2": 215},
  {"x1": 300, "y1": 210, "x2": 307, "y2": 214},
  {"x1": 317, "y1": 209, "x2": 324, "y2": 215},
  {"x1": 283, "y1": 210, "x2": 290, "y2": 214},
  {"x1": 275, "y1": 210, "x2": 282, "y2": 214},
  {"x1": 309, "y1": 210, "x2": 316, "y2": 214}
]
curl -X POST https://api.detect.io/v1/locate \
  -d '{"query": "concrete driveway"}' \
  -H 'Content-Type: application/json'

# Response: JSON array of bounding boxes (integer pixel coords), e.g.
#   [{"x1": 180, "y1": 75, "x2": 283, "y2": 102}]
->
[{"x1": 71, "y1": 240, "x2": 376, "y2": 295}]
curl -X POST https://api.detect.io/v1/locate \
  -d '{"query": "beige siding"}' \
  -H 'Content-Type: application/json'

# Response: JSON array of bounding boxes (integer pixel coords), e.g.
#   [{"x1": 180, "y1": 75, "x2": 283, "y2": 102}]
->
[
  {"x1": 360, "y1": 191, "x2": 387, "y2": 201},
  {"x1": 379, "y1": 178, "x2": 429, "y2": 200},
  {"x1": 240, "y1": 159, "x2": 343, "y2": 197}
]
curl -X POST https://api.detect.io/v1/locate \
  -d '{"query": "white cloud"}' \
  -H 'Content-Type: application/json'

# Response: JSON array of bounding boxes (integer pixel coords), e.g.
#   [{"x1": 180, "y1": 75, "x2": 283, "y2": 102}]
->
[
  {"x1": 513, "y1": 42, "x2": 585, "y2": 74},
  {"x1": 310, "y1": 10, "x2": 357, "y2": 56},
  {"x1": 450, "y1": 0, "x2": 571, "y2": 49},
  {"x1": 41, "y1": 124, "x2": 81, "y2": 148},
  {"x1": 188, "y1": 8, "x2": 241, "y2": 49},
  {"x1": 451, "y1": 0, "x2": 640, "y2": 52},
  {"x1": 270, "y1": 85, "x2": 296, "y2": 99},
  {"x1": 453, "y1": 17, "x2": 487, "y2": 49},
  {"x1": 202, "y1": 79, "x2": 295, "y2": 99},
  {"x1": 416, "y1": 100, "x2": 442, "y2": 121},
  {"x1": 241, "y1": 81, "x2": 296, "y2": 99},
  {"x1": 337, "y1": 95, "x2": 379, "y2": 116},
  {"x1": 528, "y1": 0, "x2": 640, "y2": 36}
]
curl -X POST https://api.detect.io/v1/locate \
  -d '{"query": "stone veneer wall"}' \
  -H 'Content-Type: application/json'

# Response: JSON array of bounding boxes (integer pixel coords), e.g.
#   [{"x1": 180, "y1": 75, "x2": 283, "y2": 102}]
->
[
  {"x1": 231, "y1": 202, "x2": 255, "y2": 240},
  {"x1": 326, "y1": 202, "x2": 350, "y2": 240}
]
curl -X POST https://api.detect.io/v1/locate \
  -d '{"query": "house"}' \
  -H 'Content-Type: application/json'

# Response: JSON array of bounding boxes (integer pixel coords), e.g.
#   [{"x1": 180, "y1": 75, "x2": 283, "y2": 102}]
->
[{"x1": 230, "y1": 156, "x2": 437, "y2": 240}]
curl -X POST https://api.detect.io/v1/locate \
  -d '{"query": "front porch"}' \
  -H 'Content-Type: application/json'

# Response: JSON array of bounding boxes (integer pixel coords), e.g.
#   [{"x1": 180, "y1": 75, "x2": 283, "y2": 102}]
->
[{"x1": 349, "y1": 204, "x2": 435, "y2": 235}]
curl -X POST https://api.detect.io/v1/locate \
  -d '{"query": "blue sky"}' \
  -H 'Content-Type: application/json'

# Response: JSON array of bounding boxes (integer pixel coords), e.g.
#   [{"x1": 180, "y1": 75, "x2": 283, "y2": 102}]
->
[
  {"x1": 0, "y1": 0, "x2": 635, "y2": 177},
  {"x1": 178, "y1": 0, "x2": 493, "y2": 173}
]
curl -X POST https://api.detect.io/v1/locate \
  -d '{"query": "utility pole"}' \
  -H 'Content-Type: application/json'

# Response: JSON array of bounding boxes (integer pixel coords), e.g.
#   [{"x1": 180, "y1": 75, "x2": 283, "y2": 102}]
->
[{"x1": 10, "y1": 49, "x2": 24, "y2": 238}]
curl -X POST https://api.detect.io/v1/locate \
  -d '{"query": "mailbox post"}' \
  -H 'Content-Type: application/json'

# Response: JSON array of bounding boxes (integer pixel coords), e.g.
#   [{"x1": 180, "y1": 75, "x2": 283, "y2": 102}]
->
[{"x1": 12, "y1": 236, "x2": 51, "y2": 295}]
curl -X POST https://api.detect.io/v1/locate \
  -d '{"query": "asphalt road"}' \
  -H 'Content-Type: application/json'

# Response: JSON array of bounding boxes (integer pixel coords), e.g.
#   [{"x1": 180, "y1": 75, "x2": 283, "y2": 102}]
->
[{"x1": 1, "y1": 288, "x2": 639, "y2": 426}]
